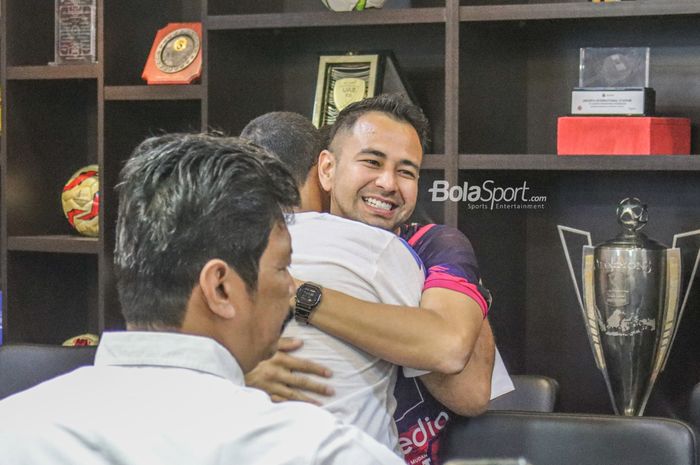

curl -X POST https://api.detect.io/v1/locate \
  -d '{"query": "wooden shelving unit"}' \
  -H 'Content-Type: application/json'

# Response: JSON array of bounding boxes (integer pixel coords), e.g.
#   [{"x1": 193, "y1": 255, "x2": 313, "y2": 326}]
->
[{"x1": 2, "y1": 0, "x2": 699, "y2": 417}]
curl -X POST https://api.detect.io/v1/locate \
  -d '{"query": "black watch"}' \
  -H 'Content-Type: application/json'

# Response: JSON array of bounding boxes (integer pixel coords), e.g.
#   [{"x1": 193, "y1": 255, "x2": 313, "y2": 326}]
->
[{"x1": 294, "y1": 282, "x2": 323, "y2": 325}]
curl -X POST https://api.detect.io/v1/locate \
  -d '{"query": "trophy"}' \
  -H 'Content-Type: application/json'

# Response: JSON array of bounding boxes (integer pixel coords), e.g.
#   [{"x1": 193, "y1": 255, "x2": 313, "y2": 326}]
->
[
  {"x1": 312, "y1": 52, "x2": 414, "y2": 128},
  {"x1": 52, "y1": 0, "x2": 97, "y2": 65},
  {"x1": 572, "y1": 47, "x2": 654, "y2": 116},
  {"x1": 558, "y1": 198, "x2": 700, "y2": 415},
  {"x1": 142, "y1": 23, "x2": 202, "y2": 85}
]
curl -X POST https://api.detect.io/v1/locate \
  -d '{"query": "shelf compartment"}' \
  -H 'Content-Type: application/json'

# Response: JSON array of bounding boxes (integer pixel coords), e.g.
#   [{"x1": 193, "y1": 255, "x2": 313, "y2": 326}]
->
[
  {"x1": 458, "y1": 154, "x2": 700, "y2": 171},
  {"x1": 103, "y1": 0, "x2": 202, "y2": 86},
  {"x1": 207, "y1": 7, "x2": 445, "y2": 30},
  {"x1": 8, "y1": 236, "x2": 99, "y2": 254},
  {"x1": 104, "y1": 85, "x2": 203, "y2": 101},
  {"x1": 6, "y1": 252, "x2": 98, "y2": 344},
  {"x1": 459, "y1": 1, "x2": 700, "y2": 22},
  {"x1": 457, "y1": 16, "x2": 700, "y2": 155},
  {"x1": 6, "y1": 65, "x2": 99, "y2": 80},
  {"x1": 207, "y1": 23, "x2": 445, "y2": 152},
  {"x1": 5, "y1": 79, "x2": 98, "y2": 237},
  {"x1": 208, "y1": 0, "x2": 443, "y2": 16}
]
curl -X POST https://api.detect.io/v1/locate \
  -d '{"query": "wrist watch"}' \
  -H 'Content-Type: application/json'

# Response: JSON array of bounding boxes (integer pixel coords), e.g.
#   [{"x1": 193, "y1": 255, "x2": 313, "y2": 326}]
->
[{"x1": 294, "y1": 282, "x2": 323, "y2": 325}]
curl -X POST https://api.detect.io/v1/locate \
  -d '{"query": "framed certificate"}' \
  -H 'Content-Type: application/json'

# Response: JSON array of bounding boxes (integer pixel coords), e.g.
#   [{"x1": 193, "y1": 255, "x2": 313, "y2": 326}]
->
[{"x1": 312, "y1": 54, "x2": 380, "y2": 128}]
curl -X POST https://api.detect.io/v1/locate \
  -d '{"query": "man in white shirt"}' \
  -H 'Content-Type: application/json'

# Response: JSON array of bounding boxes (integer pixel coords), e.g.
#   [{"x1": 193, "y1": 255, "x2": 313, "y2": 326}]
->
[
  {"x1": 242, "y1": 103, "x2": 513, "y2": 460},
  {"x1": 0, "y1": 133, "x2": 405, "y2": 465}
]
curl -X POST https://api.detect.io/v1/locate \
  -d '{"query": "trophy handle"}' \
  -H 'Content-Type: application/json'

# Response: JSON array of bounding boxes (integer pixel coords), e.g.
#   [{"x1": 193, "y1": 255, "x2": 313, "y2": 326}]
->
[
  {"x1": 557, "y1": 226, "x2": 593, "y2": 316},
  {"x1": 582, "y1": 246, "x2": 607, "y2": 373},
  {"x1": 649, "y1": 248, "x2": 681, "y2": 383},
  {"x1": 665, "y1": 229, "x2": 700, "y2": 366},
  {"x1": 557, "y1": 226, "x2": 607, "y2": 372}
]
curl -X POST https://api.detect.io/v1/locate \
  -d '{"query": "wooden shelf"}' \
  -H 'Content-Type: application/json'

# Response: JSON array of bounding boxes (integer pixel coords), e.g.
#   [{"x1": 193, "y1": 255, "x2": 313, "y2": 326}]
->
[
  {"x1": 207, "y1": 7, "x2": 445, "y2": 30},
  {"x1": 421, "y1": 154, "x2": 447, "y2": 170},
  {"x1": 8, "y1": 235, "x2": 100, "y2": 254},
  {"x1": 6, "y1": 65, "x2": 99, "y2": 80},
  {"x1": 457, "y1": 154, "x2": 700, "y2": 171},
  {"x1": 459, "y1": 1, "x2": 700, "y2": 22},
  {"x1": 104, "y1": 85, "x2": 202, "y2": 101}
]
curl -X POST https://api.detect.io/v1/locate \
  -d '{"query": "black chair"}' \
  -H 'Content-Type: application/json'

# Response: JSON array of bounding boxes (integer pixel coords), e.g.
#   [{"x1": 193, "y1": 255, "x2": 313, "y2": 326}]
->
[
  {"x1": 441, "y1": 411, "x2": 697, "y2": 465},
  {"x1": 0, "y1": 344, "x2": 97, "y2": 400},
  {"x1": 690, "y1": 382, "x2": 700, "y2": 431},
  {"x1": 488, "y1": 374, "x2": 559, "y2": 412}
]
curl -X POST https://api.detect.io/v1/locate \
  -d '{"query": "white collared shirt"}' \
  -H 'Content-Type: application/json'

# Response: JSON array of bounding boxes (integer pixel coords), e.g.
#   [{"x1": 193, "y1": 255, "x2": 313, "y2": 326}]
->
[
  {"x1": 285, "y1": 212, "x2": 426, "y2": 452},
  {"x1": 0, "y1": 331, "x2": 404, "y2": 465}
]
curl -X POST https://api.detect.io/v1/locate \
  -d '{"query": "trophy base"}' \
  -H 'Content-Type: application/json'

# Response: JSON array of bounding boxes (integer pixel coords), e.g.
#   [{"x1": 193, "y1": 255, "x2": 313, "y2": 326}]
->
[
  {"x1": 571, "y1": 87, "x2": 655, "y2": 116},
  {"x1": 557, "y1": 116, "x2": 690, "y2": 155}
]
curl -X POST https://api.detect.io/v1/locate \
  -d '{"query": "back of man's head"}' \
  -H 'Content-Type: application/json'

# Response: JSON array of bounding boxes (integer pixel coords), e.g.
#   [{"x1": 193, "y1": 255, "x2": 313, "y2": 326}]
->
[
  {"x1": 114, "y1": 133, "x2": 299, "y2": 329},
  {"x1": 241, "y1": 112, "x2": 322, "y2": 189},
  {"x1": 327, "y1": 93, "x2": 430, "y2": 153}
]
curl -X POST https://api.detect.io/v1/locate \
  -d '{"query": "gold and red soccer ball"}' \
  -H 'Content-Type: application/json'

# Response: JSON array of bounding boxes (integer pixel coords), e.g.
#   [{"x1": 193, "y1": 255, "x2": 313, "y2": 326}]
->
[{"x1": 61, "y1": 165, "x2": 99, "y2": 237}]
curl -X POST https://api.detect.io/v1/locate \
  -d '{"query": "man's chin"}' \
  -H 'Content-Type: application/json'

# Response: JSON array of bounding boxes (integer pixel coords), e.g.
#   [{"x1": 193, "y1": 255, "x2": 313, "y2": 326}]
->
[{"x1": 362, "y1": 214, "x2": 402, "y2": 232}]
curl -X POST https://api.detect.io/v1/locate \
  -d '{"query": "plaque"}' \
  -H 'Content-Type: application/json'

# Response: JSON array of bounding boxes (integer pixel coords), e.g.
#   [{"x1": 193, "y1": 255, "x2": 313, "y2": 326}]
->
[
  {"x1": 52, "y1": 0, "x2": 96, "y2": 65},
  {"x1": 142, "y1": 23, "x2": 202, "y2": 85},
  {"x1": 558, "y1": 199, "x2": 700, "y2": 415},
  {"x1": 312, "y1": 52, "x2": 414, "y2": 128}
]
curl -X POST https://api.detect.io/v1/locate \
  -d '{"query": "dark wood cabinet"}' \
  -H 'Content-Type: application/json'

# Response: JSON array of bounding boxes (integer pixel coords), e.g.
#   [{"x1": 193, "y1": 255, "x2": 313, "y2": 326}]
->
[{"x1": 2, "y1": 0, "x2": 699, "y2": 417}]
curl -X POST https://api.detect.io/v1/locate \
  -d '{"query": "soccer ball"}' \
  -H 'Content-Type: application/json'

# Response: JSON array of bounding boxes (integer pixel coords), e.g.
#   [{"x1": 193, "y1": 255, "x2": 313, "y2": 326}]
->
[
  {"x1": 616, "y1": 197, "x2": 647, "y2": 232},
  {"x1": 321, "y1": 0, "x2": 386, "y2": 11},
  {"x1": 61, "y1": 164, "x2": 99, "y2": 237}
]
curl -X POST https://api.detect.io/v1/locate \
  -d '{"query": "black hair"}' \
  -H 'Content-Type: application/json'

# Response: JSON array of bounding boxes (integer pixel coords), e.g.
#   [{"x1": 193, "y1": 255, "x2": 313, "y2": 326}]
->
[
  {"x1": 114, "y1": 133, "x2": 299, "y2": 328},
  {"x1": 241, "y1": 112, "x2": 323, "y2": 188},
  {"x1": 327, "y1": 93, "x2": 430, "y2": 153}
]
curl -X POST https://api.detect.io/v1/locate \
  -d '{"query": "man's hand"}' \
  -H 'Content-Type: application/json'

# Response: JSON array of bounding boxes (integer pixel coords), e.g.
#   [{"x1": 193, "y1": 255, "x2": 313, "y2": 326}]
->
[{"x1": 245, "y1": 337, "x2": 335, "y2": 405}]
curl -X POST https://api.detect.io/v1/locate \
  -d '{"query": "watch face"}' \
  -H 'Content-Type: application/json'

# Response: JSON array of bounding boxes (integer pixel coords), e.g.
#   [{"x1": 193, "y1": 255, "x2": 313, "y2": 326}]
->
[
  {"x1": 297, "y1": 284, "x2": 322, "y2": 306},
  {"x1": 155, "y1": 27, "x2": 200, "y2": 74}
]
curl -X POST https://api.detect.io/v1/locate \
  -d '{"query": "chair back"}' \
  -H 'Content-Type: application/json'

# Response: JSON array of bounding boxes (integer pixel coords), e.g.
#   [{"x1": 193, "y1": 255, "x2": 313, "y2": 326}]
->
[
  {"x1": 0, "y1": 344, "x2": 97, "y2": 399},
  {"x1": 488, "y1": 374, "x2": 558, "y2": 412},
  {"x1": 441, "y1": 411, "x2": 697, "y2": 465},
  {"x1": 690, "y1": 382, "x2": 700, "y2": 431}
]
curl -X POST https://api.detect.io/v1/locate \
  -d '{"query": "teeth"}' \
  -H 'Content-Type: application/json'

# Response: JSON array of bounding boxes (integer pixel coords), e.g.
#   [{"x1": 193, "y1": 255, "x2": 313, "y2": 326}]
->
[{"x1": 364, "y1": 197, "x2": 393, "y2": 211}]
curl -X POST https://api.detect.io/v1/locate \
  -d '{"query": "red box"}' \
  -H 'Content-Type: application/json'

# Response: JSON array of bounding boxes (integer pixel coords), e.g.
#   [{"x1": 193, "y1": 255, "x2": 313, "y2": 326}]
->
[{"x1": 557, "y1": 116, "x2": 691, "y2": 155}]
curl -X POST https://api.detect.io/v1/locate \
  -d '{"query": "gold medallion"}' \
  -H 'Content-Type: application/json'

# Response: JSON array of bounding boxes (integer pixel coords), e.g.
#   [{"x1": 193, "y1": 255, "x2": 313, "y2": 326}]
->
[
  {"x1": 154, "y1": 27, "x2": 200, "y2": 74},
  {"x1": 333, "y1": 78, "x2": 367, "y2": 111}
]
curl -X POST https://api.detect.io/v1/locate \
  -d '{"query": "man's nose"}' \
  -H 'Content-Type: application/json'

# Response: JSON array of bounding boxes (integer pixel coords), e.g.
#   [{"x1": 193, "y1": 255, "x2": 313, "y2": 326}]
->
[{"x1": 375, "y1": 169, "x2": 397, "y2": 192}]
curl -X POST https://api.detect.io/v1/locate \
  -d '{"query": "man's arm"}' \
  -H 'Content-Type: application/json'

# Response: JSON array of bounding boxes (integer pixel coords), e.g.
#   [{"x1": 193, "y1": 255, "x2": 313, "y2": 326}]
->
[
  {"x1": 419, "y1": 319, "x2": 495, "y2": 416},
  {"x1": 307, "y1": 284, "x2": 484, "y2": 375}
]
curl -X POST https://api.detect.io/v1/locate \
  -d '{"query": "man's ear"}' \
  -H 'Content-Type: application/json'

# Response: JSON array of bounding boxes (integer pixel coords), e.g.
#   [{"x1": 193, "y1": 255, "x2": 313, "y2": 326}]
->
[
  {"x1": 317, "y1": 149, "x2": 336, "y2": 193},
  {"x1": 199, "y1": 259, "x2": 246, "y2": 319}
]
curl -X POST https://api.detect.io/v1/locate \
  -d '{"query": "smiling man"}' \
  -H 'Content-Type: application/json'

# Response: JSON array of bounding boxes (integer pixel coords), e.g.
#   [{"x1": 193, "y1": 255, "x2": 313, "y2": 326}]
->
[{"x1": 242, "y1": 97, "x2": 511, "y2": 463}]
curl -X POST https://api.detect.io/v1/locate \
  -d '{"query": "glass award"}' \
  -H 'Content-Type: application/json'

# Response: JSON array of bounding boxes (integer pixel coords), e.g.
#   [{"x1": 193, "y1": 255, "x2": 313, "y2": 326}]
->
[
  {"x1": 572, "y1": 47, "x2": 654, "y2": 116},
  {"x1": 53, "y1": 0, "x2": 97, "y2": 65},
  {"x1": 579, "y1": 47, "x2": 649, "y2": 88}
]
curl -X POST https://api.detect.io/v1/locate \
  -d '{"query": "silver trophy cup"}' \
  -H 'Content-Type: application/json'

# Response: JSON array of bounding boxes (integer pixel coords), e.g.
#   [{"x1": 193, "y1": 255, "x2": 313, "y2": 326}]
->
[{"x1": 558, "y1": 198, "x2": 700, "y2": 415}]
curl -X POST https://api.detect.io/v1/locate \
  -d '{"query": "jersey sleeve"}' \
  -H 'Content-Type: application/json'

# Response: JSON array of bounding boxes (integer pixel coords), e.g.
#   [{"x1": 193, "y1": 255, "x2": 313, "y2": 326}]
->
[{"x1": 404, "y1": 224, "x2": 492, "y2": 317}]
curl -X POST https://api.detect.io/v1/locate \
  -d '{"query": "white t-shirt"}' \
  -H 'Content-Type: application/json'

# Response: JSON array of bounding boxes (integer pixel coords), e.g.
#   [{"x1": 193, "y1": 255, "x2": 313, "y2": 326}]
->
[
  {"x1": 0, "y1": 332, "x2": 404, "y2": 465},
  {"x1": 285, "y1": 212, "x2": 425, "y2": 453}
]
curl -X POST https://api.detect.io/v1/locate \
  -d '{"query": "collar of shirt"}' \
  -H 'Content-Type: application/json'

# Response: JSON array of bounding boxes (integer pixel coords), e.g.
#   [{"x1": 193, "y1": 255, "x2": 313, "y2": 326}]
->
[{"x1": 95, "y1": 331, "x2": 244, "y2": 385}]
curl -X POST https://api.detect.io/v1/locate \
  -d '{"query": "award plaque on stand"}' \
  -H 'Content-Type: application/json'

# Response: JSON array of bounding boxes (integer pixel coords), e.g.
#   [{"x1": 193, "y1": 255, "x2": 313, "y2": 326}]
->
[
  {"x1": 312, "y1": 52, "x2": 414, "y2": 128},
  {"x1": 142, "y1": 23, "x2": 202, "y2": 85},
  {"x1": 52, "y1": 0, "x2": 96, "y2": 65},
  {"x1": 572, "y1": 47, "x2": 654, "y2": 116},
  {"x1": 560, "y1": 46, "x2": 691, "y2": 155}
]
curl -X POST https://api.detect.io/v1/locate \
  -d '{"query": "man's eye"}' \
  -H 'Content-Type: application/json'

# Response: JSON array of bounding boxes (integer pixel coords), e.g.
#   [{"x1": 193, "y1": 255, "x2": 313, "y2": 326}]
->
[
  {"x1": 361, "y1": 159, "x2": 380, "y2": 167},
  {"x1": 399, "y1": 170, "x2": 417, "y2": 179}
]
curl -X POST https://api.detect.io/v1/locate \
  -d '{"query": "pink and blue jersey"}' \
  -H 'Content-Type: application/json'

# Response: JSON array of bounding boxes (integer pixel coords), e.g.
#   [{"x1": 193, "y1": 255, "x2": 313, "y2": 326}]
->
[{"x1": 394, "y1": 223, "x2": 491, "y2": 465}]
